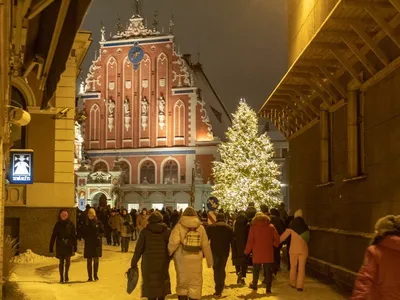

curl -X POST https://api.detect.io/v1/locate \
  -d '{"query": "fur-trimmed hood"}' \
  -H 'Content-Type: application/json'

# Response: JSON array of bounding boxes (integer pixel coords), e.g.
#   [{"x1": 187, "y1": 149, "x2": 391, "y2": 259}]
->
[{"x1": 251, "y1": 212, "x2": 271, "y2": 226}]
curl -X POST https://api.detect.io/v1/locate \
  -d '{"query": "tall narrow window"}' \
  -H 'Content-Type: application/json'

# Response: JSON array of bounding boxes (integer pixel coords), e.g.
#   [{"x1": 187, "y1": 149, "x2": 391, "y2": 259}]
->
[
  {"x1": 174, "y1": 100, "x2": 185, "y2": 138},
  {"x1": 140, "y1": 160, "x2": 155, "y2": 184},
  {"x1": 163, "y1": 160, "x2": 179, "y2": 184},
  {"x1": 90, "y1": 104, "x2": 100, "y2": 141},
  {"x1": 347, "y1": 90, "x2": 365, "y2": 178}
]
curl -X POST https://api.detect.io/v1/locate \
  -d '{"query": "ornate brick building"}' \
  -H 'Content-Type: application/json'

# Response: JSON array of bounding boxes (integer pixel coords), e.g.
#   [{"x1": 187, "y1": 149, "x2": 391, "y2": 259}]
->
[{"x1": 76, "y1": 9, "x2": 230, "y2": 211}]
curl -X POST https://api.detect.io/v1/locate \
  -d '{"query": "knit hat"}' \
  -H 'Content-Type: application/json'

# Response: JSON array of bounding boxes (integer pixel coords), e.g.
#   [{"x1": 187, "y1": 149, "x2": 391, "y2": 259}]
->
[
  {"x1": 148, "y1": 211, "x2": 163, "y2": 223},
  {"x1": 216, "y1": 213, "x2": 225, "y2": 221},
  {"x1": 294, "y1": 209, "x2": 303, "y2": 218},
  {"x1": 375, "y1": 215, "x2": 400, "y2": 235},
  {"x1": 182, "y1": 206, "x2": 197, "y2": 217}
]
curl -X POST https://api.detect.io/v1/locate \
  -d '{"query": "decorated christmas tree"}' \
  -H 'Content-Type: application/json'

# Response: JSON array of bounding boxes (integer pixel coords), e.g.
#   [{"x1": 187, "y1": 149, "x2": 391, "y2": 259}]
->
[{"x1": 212, "y1": 100, "x2": 281, "y2": 211}]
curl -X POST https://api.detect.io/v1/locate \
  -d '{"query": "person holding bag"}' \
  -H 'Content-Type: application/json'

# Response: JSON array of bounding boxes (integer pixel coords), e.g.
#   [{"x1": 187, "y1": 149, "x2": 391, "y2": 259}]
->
[
  {"x1": 49, "y1": 209, "x2": 77, "y2": 283},
  {"x1": 168, "y1": 207, "x2": 213, "y2": 300}
]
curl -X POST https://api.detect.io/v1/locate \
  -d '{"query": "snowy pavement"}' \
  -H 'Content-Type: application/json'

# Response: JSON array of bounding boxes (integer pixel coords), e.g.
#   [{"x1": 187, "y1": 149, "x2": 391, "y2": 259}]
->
[{"x1": 11, "y1": 241, "x2": 348, "y2": 300}]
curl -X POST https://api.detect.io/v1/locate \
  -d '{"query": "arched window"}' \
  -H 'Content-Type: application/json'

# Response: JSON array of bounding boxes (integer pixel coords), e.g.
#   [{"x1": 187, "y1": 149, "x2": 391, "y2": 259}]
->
[
  {"x1": 163, "y1": 160, "x2": 178, "y2": 184},
  {"x1": 90, "y1": 104, "x2": 100, "y2": 141},
  {"x1": 140, "y1": 160, "x2": 155, "y2": 184},
  {"x1": 119, "y1": 161, "x2": 131, "y2": 184},
  {"x1": 10, "y1": 86, "x2": 27, "y2": 149},
  {"x1": 174, "y1": 100, "x2": 185, "y2": 138},
  {"x1": 93, "y1": 161, "x2": 108, "y2": 172}
]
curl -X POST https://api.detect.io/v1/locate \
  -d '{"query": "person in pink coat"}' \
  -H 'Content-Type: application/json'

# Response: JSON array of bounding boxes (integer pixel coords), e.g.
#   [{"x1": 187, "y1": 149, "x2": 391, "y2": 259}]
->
[
  {"x1": 352, "y1": 215, "x2": 400, "y2": 300},
  {"x1": 280, "y1": 209, "x2": 309, "y2": 291}
]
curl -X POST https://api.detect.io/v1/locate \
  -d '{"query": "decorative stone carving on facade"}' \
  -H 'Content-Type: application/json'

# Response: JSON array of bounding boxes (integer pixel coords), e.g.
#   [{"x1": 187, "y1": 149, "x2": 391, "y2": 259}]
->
[
  {"x1": 195, "y1": 160, "x2": 203, "y2": 180},
  {"x1": 101, "y1": 24, "x2": 106, "y2": 42},
  {"x1": 85, "y1": 53, "x2": 102, "y2": 92},
  {"x1": 159, "y1": 78, "x2": 166, "y2": 87},
  {"x1": 117, "y1": 48, "x2": 122, "y2": 55},
  {"x1": 112, "y1": 14, "x2": 156, "y2": 40},
  {"x1": 172, "y1": 55, "x2": 190, "y2": 87},
  {"x1": 124, "y1": 97, "x2": 131, "y2": 131},
  {"x1": 108, "y1": 81, "x2": 115, "y2": 90},
  {"x1": 141, "y1": 96, "x2": 149, "y2": 130},
  {"x1": 88, "y1": 171, "x2": 112, "y2": 183},
  {"x1": 158, "y1": 96, "x2": 166, "y2": 130},
  {"x1": 125, "y1": 80, "x2": 131, "y2": 89},
  {"x1": 142, "y1": 79, "x2": 148, "y2": 89},
  {"x1": 108, "y1": 98, "x2": 115, "y2": 132},
  {"x1": 197, "y1": 97, "x2": 213, "y2": 139},
  {"x1": 75, "y1": 122, "x2": 84, "y2": 162},
  {"x1": 142, "y1": 190, "x2": 149, "y2": 199}
]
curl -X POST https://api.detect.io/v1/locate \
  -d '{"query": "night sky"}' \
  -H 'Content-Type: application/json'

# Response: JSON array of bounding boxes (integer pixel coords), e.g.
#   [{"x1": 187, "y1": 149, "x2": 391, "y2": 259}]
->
[{"x1": 79, "y1": 0, "x2": 288, "y2": 113}]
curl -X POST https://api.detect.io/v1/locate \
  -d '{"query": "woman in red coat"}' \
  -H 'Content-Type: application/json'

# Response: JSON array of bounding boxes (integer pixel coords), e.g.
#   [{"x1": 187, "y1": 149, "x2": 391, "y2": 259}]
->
[
  {"x1": 245, "y1": 212, "x2": 280, "y2": 294},
  {"x1": 352, "y1": 215, "x2": 400, "y2": 300}
]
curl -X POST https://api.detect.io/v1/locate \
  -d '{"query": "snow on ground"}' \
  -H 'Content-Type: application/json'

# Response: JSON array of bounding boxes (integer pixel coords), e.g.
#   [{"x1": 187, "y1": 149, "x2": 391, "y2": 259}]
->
[
  {"x1": 12, "y1": 250, "x2": 82, "y2": 264},
  {"x1": 11, "y1": 241, "x2": 347, "y2": 300}
]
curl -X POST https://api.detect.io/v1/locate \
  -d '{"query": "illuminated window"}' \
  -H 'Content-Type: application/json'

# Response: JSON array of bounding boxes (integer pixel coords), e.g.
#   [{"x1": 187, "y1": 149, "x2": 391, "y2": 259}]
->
[
  {"x1": 163, "y1": 160, "x2": 179, "y2": 184},
  {"x1": 140, "y1": 160, "x2": 155, "y2": 184}
]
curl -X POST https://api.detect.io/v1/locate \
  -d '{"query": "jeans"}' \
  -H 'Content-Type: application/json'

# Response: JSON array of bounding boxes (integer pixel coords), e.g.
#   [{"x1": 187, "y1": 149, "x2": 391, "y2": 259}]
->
[
  {"x1": 112, "y1": 229, "x2": 120, "y2": 246},
  {"x1": 273, "y1": 246, "x2": 281, "y2": 274},
  {"x1": 58, "y1": 256, "x2": 71, "y2": 282},
  {"x1": 121, "y1": 237, "x2": 130, "y2": 252},
  {"x1": 213, "y1": 255, "x2": 229, "y2": 295},
  {"x1": 252, "y1": 263, "x2": 274, "y2": 289},
  {"x1": 87, "y1": 257, "x2": 99, "y2": 280},
  {"x1": 235, "y1": 264, "x2": 248, "y2": 278}
]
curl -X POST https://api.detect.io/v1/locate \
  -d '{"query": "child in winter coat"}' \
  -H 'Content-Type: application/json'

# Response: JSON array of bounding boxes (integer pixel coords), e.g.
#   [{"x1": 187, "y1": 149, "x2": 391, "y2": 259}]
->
[
  {"x1": 280, "y1": 209, "x2": 309, "y2": 291},
  {"x1": 352, "y1": 215, "x2": 400, "y2": 300},
  {"x1": 245, "y1": 212, "x2": 280, "y2": 294},
  {"x1": 168, "y1": 207, "x2": 213, "y2": 300}
]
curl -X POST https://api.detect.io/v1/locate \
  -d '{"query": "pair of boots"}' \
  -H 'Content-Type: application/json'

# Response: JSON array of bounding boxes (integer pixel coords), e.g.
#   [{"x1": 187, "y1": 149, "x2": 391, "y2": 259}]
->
[
  {"x1": 59, "y1": 257, "x2": 70, "y2": 283},
  {"x1": 87, "y1": 258, "x2": 99, "y2": 281}
]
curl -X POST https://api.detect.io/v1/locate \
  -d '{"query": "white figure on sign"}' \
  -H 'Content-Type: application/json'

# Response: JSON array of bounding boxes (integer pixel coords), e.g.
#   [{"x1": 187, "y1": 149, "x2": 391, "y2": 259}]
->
[{"x1": 14, "y1": 155, "x2": 30, "y2": 175}]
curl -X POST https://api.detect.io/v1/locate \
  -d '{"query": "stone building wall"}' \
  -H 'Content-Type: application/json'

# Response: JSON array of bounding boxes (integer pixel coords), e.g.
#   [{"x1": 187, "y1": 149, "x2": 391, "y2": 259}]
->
[{"x1": 289, "y1": 67, "x2": 400, "y2": 288}]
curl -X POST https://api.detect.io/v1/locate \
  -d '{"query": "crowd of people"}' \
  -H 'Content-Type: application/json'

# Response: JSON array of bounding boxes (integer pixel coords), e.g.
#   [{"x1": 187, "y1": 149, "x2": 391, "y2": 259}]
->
[{"x1": 48, "y1": 203, "x2": 400, "y2": 300}]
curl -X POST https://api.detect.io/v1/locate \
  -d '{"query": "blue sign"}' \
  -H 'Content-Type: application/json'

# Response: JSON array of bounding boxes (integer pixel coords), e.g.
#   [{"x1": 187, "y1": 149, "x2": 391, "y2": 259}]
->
[
  {"x1": 128, "y1": 45, "x2": 144, "y2": 70},
  {"x1": 207, "y1": 196, "x2": 219, "y2": 211},
  {"x1": 79, "y1": 199, "x2": 86, "y2": 211},
  {"x1": 9, "y1": 150, "x2": 34, "y2": 184}
]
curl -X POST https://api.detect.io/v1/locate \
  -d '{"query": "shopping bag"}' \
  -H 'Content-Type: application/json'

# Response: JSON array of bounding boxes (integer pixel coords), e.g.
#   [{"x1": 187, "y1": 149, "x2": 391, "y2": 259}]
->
[{"x1": 126, "y1": 266, "x2": 139, "y2": 294}]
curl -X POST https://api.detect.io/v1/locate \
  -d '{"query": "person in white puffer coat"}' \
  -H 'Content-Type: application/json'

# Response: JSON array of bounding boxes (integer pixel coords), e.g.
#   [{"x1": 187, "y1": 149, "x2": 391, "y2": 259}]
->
[{"x1": 168, "y1": 207, "x2": 213, "y2": 300}]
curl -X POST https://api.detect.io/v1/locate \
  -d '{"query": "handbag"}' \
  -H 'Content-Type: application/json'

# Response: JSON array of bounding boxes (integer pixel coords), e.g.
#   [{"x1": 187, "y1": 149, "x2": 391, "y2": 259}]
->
[{"x1": 126, "y1": 266, "x2": 139, "y2": 294}]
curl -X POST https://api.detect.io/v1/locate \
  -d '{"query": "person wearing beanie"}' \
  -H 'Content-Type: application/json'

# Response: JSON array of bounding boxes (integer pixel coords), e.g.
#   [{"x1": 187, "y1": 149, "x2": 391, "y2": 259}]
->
[
  {"x1": 49, "y1": 209, "x2": 77, "y2": 283},
  {"x1": 280, "y1": 209, "x2": 309, "y2": 291},
  {"x1": 352, "y1": 215, "x2": 400, "y2": 300},
  {"x1": 168, "y1": 207, "x2": 213, "y2": 300},
  {"x1": 131, "y1": 211, "x2": 172, "y2": 300},
  {"x1": 206, "y1": 212, "x2": 233, "y2": 297},
  {"x1": 269, "y1": 208, "x2": 285, "y2": 276},
  {"x1": 81, "y1": 208, "x2": 104, "y2": 281}
]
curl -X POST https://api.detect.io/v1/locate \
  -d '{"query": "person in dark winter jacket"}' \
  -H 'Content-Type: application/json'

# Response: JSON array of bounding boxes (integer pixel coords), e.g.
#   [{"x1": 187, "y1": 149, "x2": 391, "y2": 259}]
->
[
  {"x1": 131, "y1": 211, "x2": 171, "y2": 300},
  {"x1": 206, "y1": 212, "x2": 233, "y2": 297},
  {"x1": 108, "y1": 210, "x2": 121, "y2": 246},
  {"x1": 246, "y1": 202, "x2": 257, "y2": 221},
  {"x1": 269, "y1": 208, "x2": 285, "y2": 275},
  {"x1": 170, "y1": 209, "x2": 180, "y2": 228},
  {"x1": 232, "y1": 211, "x2": 250, "y2": 285},
  {"x1": 161, "y1": 208, "x2": 171, "y2": 228},
  {"x1": 120, "y1": 209, "x2": 133, "y2": 252},
  {"x1": 352, "y1": 215, "x2": 400, "y2": 300},
  {"x1": 81, "y1": 208, "x2": 104, "y2": 281},
  {"x1": 49, "y1": 209, "x2": 77, "y2": 283},
  {"x1": 130, "y1": 209, "x2": 138, "y2": 241}
]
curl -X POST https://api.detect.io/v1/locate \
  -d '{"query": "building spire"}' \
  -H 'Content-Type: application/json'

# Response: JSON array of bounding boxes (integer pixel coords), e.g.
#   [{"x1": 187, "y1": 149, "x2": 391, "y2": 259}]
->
[
  {"x1": 100, "y1": 21, "x2": 106, "y2": 42},
  {"x1": 115, "y1": 15, "x2": 124, "y2": 35},
  {"x1": 135, "y1": 0, "x2": 140, "y2": 15},
  {"x1": 152, "y1": 10, "x2": 159, "y2": 32},
  {"x1": 169, "y1": 14, "x2": 174, "y2": 34}
]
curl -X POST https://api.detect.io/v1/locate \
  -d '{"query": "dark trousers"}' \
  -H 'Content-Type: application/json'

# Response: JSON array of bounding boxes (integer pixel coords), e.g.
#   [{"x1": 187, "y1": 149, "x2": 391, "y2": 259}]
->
[
  {"x1": 213, "y1": 255, "x2": 229, "y2": 295},
  {"x1": 112, "y1": 229, "x2": 120, "y2": 246},
  {"x1": 235, "y1": 264, "x2": 248, "y2": 278},
  {"x1": 105, "y1": 229, "x2": 112, "y2": 245},
  {"x1": 274, "y1": 246, "x2": 281, "y2": 274},
  {"x1": 87, "y1": 258, "x2": 99, "y2": 280},
  {"x1": 58, "y1": 256, "x2": 71, "y2": 282},
  {"x1": 252, "y1": 263, "x2": 274, "y2": 289},
  {"x1": 121, "y1": 237, "x2": 130, "y2": 252}
]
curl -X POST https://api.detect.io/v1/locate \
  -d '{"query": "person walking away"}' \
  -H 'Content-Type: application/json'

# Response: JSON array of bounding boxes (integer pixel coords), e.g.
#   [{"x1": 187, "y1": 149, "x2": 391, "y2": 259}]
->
[
  {"x1": 245, "y1": 212, "x2": 280, "y2": 294},
  {"x1": 232, "y1": 211, "x2": 250, "y2": 285},
  {"x1": 130, "y1": 209, "x2": 138, "y2": 241},
  {"x1": 49, "y1": 209, "x2": 77, "y2": 283},
  {"x1": 81, "y1": 208, "x2": 104, "y2": 281},
  {"x1": 269, "y1": 208, "x2": 285, "y2": 276},
  {"x1": 278, "y1": 202, "x2": 288, "y2": 223},
  {"x1": 168, "y1": 207, "x2": 213, "y2": 300},
  {"x1": 352, "y1": 215, "x2": 400, "y2": 300},
  {"x1": 131, "y1": 211, "x2": 172, "y2": 300},
  {"x1": 78, "y1": 204, "x2": 91, "y2": 239},
  {"x1": 161, "y1": 207, "x2": 171, "y2": 228},
  {"x1": 137, "y1": 208, "x2": 149, "y2": 233},
  {"x1": 280, "y1": 209, "x2": 309, "y2": 291},
  {"x1": 108, "y1": 210, "x2": 121, "y2": 246},
  {"x1": 206, "y1": 212, "x2": 233, "y2": 298},
  {"x1": 246, "y1": 202, "x2": 257, "y2": 221},
  {"x1": 120, "y1": 208, "x2": 133, "y2": 252},
  {"x1": 170, "y1": 209, "x2": 179, "y2": 228}
]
